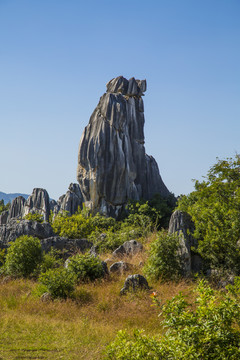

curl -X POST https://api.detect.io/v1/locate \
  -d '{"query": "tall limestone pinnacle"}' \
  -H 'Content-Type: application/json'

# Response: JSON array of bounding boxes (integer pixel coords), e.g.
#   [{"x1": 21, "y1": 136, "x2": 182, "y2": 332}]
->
[{"x1": 77, "y1": 76, "x2": 171, "y2": 217}]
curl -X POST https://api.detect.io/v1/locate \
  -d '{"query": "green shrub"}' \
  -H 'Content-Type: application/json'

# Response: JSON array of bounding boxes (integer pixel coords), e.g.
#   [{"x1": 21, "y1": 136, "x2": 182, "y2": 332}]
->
[
  {"x1": 52, "y1": 210, "x2": 116, "y2": 239},
  {"x1": 5, "y1": 236, "x2": 43, "y2": 277},
  {"x1": 144, "y1": 231, "x2": 183, "y2": 281},
  {"x1": 177, "y1": 154, "x2": 240, "y2": 273},
  {"x1": 106, "y1": 280, "x2": 240, "y2": 359},
  {"x1": 38, "y1": 248, "x2": 64, "y2": 274},
  {"x1": 24, "y1": 213, "x2": 44, "y2": 223},
  {"x1": 106, "y1": 329, "x2": 162, "y2": 359},
  {"x1": 38, "y1": 268, "x2": 76, "y2": 299},
  {"x1": 67, "y1": 253, "x2": 104, "y2": 282}
]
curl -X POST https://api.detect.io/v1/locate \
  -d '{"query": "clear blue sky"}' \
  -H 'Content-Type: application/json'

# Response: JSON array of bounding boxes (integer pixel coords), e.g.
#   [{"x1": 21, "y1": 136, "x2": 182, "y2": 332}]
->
[{"x1": 1, "y1": 0, "x2": 239, "y2": 200}]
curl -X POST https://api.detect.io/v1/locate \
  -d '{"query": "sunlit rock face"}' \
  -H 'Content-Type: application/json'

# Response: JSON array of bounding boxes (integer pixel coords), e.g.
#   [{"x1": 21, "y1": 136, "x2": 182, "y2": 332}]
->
[
  {"x1": 77, "y1": 76, "x2": 170, "y2": 217},
  {"x1": 22, "y1": 188, "x2": 50, "y2": 222}
]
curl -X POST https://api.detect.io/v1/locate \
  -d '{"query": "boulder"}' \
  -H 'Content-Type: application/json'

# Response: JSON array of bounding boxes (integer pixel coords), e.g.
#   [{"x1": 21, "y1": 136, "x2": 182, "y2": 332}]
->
[
  {"x1": 77, "y1": 76, "x2": 171, "y2": 217},
  {"x1": 112, "y1": 240, "x2": 143, "y2": 257},
  {"x1": 40, "y1": 236, "x2": 92, "y2": 254},
  {"x1": 23, "y1": 188, "x2": 50, "y2": 222},
  {"x1": 109, "y1": 261, "x2": 132, "y2": 274},
  {"x1": 120, "y1": 274, "x2": 149, "y2": 295},
  {"x1": 0, "y1": 219, "x2": 54, "y2": 248}
]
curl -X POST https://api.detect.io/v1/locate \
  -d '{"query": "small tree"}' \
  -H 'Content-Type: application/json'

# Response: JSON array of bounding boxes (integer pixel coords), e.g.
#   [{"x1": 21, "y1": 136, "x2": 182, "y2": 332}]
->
[
  {"x1": 5, "y1": 235, "x2": 43, "y2": 277},
  {"x1": 144, "y1": 231, "x2": 183, "y2": 281}
]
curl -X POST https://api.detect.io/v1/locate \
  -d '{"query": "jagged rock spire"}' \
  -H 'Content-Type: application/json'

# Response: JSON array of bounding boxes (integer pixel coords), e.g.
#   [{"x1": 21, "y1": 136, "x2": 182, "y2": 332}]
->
[{"x1": 77, "y1": 76, "x2": 170, "y2": 217}]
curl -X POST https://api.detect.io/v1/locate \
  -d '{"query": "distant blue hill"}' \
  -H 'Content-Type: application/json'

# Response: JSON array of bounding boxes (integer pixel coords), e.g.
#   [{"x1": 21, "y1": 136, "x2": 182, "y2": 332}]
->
[{"x1": 0, "y1": 192, "x2": 29, "y2": 204}]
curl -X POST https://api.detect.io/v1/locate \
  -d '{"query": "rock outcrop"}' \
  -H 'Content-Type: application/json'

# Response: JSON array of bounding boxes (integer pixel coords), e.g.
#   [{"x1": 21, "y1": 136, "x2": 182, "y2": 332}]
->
[
  {"x1": 40, "y1": 236, "x2": 92, "y2": 254},
  {"x1": 57, "y1": 183, "x2": 83, "y2": 215},
  {"x1": 0, "y1": 211, "x2": 9, "y2": 226},
  {"x1": 169, "y1": 210, "x2": 202, "y2": 273},
  {"x1": 77, "y1": 76, "x2": 171, "y2": 217},
  {"x1": 8, "y1": 196, "x2": 26, "y2": 220},
  {"x1": 23, "y1": 188, "x2": 50, "y2": 222},
  {"x1": 0, "y1": 219, "x2": 55, "y2": 249},
  {"x1": 112, "y1": 240, "x2": 143, "y2": 257}
]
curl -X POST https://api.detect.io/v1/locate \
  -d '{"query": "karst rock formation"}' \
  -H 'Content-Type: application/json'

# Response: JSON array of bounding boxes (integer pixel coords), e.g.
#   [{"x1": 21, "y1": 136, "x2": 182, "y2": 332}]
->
[{"x1": 77, "y1": 76, "x2": 171, "y2": 217}]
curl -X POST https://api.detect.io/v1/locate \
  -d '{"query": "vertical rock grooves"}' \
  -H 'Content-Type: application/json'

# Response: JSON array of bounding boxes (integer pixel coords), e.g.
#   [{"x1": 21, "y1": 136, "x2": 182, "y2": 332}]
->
[{"x1": 77, "y1": 76, "x2": 171, "y2": 217}]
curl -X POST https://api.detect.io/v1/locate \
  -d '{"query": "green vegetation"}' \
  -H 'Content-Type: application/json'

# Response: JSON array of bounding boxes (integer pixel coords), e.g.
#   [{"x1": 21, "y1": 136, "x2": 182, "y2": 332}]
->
[
  {"x1": 24, "y1": 213, "x2": 44, "y2": 222},
  {"x1": 144, "y1": 231, "x2": 184, "y2": 281},
  {"x1": 178, "y1": 154, "x2": 240, "y2": 273},
  {"x1": 1, "y1": 157, "x2": 240, "y2": 358},
  {"x1": 0, "y1": 199, "x2": 10, "y2": 214},
  {"x1": 106, "y1": 279, "x2": 240, "y2": 359},
  {"x1": 67, "y1": 253, "x2": 104, "y2": 282},
  {"x1": 5, "y1": 235, "x2": 43, "y2": 277},
  {"x1": 38, "y1": 268, "x2": 77, "y2": 299}
]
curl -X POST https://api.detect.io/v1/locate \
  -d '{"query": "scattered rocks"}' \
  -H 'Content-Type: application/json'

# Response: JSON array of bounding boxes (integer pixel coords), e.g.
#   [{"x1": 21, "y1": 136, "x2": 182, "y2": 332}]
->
[{"x1": 120, "y1": 274, "x2": 149, "y2": 295}]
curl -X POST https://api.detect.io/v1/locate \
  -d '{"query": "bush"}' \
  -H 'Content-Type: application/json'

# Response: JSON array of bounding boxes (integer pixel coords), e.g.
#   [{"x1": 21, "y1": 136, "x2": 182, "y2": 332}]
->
[
  {"x1": 38, "y1": 248, "x2": 64, "y2": 274},
  {"x1": 38, "y1": 268, "x2": 76, "y2": 299},
  {"x1": 5, "y1": 236, "x2": 43, "y2": 277},
  {"x1": 106, "y1": 329, "x2": 162, "y2": 360},
  {"x1": 144, "y1": 231, "x2": 183, "y2": 281},
  {"x1": 52, "y1": 210, "x2": 116, "y2": 239},
  {"x1": 106, "y1": 280, "x2": 240, "y2": 359},
  {"x1": 177, "y1": 154, "x2": 240, "y2": 273},
  {"x1": 67, "y1": 253, "x2": 104, "y2": 282},
  {"x1": 24, "y1": 213, "x2": 44, "y2": 223}
]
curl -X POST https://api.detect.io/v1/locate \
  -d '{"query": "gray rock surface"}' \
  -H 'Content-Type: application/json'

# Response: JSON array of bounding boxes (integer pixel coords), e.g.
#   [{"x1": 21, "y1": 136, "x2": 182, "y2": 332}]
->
[
  {"x1": 57, "y1": 183, "x2": 83, "y2": 215},
  {"x1": 109, "y1": 261, "x2": 132, "y2": 274},
  {"x1": 23, "y1": 188, "x2": 50, "y2": 222},
  {"x1": 169, "y1": 210, "x2": 201, "y2": 274},
  {"x1": 8, "y1": 196, "x2": 26, "y2": 220},
  {"x1": 120, "y1": 274, "x2": 149, "y2": 294},
  {"x1": 0, "y1": 219, "x2": 54, "y2": 248},
  {"x1": 113, "y1": 240, "x2": 143, "y2": 257},
  {"x1": 40, "y1": 236, "x2": 92, "y2": 254},
  {"x1": 0, "y1": 211, "x2": 9, "y2": 225},
  {"x1": 77, "y1": 76, "x2": 171, "y2": 217}
]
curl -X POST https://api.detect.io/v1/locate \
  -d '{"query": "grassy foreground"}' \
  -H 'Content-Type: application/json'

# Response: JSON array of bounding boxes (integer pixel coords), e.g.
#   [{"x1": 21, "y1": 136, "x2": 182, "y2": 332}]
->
[{"x1": 0, "y1": 264, "x2": 193, "y2": 359}]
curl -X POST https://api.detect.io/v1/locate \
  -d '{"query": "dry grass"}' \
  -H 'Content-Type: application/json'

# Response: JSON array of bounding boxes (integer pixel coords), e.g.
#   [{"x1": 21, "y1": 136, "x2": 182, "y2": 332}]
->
[{"x1": 0, "y1": 243, "x2": 196, "y2": 359}]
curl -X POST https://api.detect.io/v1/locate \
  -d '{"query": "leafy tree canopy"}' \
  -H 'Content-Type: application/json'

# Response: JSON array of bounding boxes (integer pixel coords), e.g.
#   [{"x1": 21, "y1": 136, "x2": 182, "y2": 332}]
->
[{"x1": 177, "y1": 154, "x2": 240, "y2": 273}]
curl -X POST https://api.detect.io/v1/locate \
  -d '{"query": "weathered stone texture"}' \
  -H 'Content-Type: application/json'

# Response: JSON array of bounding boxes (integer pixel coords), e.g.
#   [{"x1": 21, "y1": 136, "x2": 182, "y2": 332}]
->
[
  {"x1": 0, "y1": 219, "x2": 54, "y2": 248},
  {"x1": 120, "y1": 274, "x2": 149, "y2": 295},
  {"x1": 23, "y1": 188, "x2": 50, "y2": 222},
  {"x1": 77, "y1": 76, "x2": 171, "y2": 217},
  {"x1": 8, "y1": 196, "x2": 26, "y2": 220},
  {"x1": 169, "y1": 210, "x2": 201, "y2": 273},
  {"x1": 57, "y1": 183, "x2": 83, "y2": 215}
]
